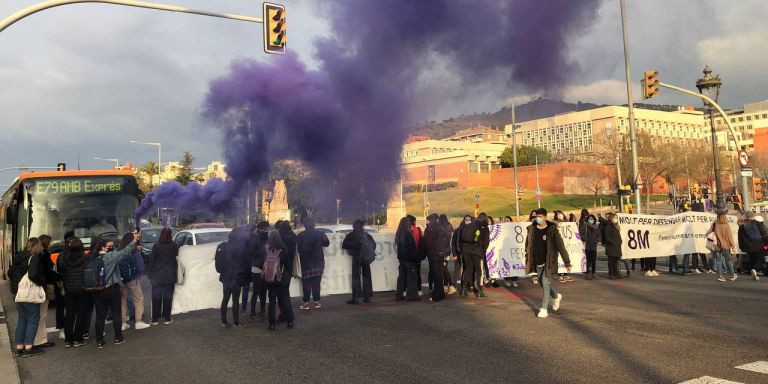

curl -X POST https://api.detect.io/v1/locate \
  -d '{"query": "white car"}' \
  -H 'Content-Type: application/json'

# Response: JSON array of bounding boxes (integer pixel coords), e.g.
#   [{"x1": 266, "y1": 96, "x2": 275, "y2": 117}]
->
[{"x1": 173, "y1": 228, "x2": 232, "y2": 248}]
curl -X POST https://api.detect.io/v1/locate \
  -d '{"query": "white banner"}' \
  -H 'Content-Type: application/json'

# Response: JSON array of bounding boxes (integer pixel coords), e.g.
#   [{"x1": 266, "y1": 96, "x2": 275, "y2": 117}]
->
[
  {"x1": 615, "y1": 212, "x2": 741, "y2": 259},
  {"x1": 487, "y1": 222, "x2": 586, "y2": 279},
  {"x1": 171, "y1": 233, "x2": 399, "y2": 315}
]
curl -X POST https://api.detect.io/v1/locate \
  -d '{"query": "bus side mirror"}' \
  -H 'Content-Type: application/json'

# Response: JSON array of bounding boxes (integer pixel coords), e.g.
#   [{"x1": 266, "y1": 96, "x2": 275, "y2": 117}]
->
[
  {"x1": 137, "y1": 189, "x2": 145, "y2": 203},
  {"x1": 5, "y1": 205, "x2": 17, "y2": 225}
]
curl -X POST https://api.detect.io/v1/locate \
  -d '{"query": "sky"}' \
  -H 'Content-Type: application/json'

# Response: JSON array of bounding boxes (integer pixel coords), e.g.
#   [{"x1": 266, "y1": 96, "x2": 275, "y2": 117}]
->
[{"x1": 1, "y1": 0, "x2": 767, "y2": 187}]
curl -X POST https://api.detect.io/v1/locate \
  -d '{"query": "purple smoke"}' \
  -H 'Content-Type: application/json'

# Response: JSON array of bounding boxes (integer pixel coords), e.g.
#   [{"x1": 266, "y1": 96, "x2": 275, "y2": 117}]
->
[
  {"x1": 137, "y1": 0, "x2": 598, "y2": 219},
  {"x1": 135, "y1": 178, "x2": 235, "y2": 219}
]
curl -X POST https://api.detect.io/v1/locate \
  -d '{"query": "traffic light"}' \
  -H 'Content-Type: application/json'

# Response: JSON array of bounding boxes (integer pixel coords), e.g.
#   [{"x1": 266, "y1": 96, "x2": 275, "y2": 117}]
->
[
  {"x1": 642, "y1": 70, "x2": 660, "y2": 99},
  {"x1": 263, "y1": 2, "x2": 286, "y2": 54},
  {"x1": 618, "y1": 185, "x2": 632, "y2": 196},
  {"x1": 57, "y1": 163, "x2": 66, "y2": 171}
]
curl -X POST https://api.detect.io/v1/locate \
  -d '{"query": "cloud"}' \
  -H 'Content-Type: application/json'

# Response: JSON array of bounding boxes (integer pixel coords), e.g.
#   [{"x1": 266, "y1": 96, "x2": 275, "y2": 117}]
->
[{"x1": 562, "y1": 79, "x2": 631, "y2": 105}]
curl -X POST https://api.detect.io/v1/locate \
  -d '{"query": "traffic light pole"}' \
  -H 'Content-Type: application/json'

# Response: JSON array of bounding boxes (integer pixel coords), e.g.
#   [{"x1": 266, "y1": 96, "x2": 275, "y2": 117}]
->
[
  {"x1": 657, "y1": 81, "x2": 751, "y2": 212},
  {"x1": 0, "y1": 0, "x2": 263, "y2": 34},
  {"x1": 620, "y1": 0, "x2": 643, "y2": 214}
]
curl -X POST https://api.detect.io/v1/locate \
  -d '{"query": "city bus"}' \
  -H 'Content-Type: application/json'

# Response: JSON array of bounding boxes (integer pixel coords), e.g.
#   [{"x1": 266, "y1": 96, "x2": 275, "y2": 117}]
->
[{"x1": 1, "y1": 170, "x2": 142, "y2": 278}]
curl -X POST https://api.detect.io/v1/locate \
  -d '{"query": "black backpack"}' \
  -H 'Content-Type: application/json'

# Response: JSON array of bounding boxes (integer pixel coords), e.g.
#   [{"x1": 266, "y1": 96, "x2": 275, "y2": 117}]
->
[
  {"x1": 83, "y1": 255, "x2": 106, "y2": 292},
  {"x1": 359, "y1": 233, "x2": 376, "y2": 265},
  {"x1": 8, "y1": 252, "x2": 30, "y2": 294}
]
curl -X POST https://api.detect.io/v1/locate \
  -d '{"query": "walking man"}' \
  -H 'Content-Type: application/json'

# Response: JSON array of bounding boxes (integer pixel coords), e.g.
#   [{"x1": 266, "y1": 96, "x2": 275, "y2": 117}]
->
[{"x1": 525, "y1": 208, "x2": 571, "y2": 318}]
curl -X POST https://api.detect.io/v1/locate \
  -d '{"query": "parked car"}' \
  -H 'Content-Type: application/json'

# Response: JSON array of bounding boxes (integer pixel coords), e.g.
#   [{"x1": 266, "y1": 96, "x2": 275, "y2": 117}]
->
[
  {"x1": 174, "y1": 228, "x2": 232, "y2": 248},
  {"x1": 140, "y1": 227, "x2": 179, "y2": 257},
  {"x1": 313, "y1": 224, "x2": 379, "y2": 234},
  {"x1": 185, "y1": 222, "x2": 227, "y2": 230}
]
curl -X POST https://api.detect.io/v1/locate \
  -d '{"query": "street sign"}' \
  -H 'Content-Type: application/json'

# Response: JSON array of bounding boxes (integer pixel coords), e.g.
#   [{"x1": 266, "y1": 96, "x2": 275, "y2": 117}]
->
[
  {"x1": 636, "y1": 174, "x2": 644, "y2": 190},
  {"x1": 474, "y1": 193, "x2": 480, "y2": 202},
  {"x1": 741, "y1": 167, "x2": 753, "y2": 177},
  {"x1": 738, "y1": 150, "x2": 750, "y2": 168},
  {"x1": 535, "y1": 187, "x2": 542, "y2": 201}
]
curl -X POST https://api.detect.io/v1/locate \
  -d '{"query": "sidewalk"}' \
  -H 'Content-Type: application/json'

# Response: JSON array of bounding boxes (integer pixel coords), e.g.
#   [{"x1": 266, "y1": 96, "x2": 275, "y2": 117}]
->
[{"x1": 0, "y1": 280, "x2": 21, "y2": 384}]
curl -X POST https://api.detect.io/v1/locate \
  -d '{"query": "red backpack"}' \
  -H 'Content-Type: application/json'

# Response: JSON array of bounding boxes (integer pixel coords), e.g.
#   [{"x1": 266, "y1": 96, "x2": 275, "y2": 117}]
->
[{"x1": 263, "y1": 247, "x2": 283, "y2": 283}]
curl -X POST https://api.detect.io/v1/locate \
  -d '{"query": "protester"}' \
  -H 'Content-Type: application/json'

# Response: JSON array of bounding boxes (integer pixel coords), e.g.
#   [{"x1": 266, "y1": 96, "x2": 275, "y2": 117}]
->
[
  {"x1": 476, "y1": 212, "x2": 493, "y2": 288},
  {"x1": 147, "y1": 227, "x2": 178, "y2": 325},
  {"x1": 736, "y1": 216, "x2": 748, "y2": 274},
  {"x1": 709, "y1": 213, "x2": 737, "y2": 282},
  {"x1": 602, "y1": 213, "x2": 624, "y2": 280},
  {"x1": 249, "y1": 221, "x2": 269, "y2": 320},
  {"x1": 9, "y1": 237, "x2": 47, "y2": 357},
  {"x1": 743, "y1": 212, "x2": 766, "y2": 280},
  {"x1": 395, "y1": 217, "x2": 421, "y2": 301},
  {"x1": 91, "y1": 232, "x2": 141, "y2": 349},
  {"x1": 342, "y1": 219, "x2": 374, "y2": 305},
  {"x1": 117, "y1": 233, "x2": 150, "y2": 331},
  {"x1": 276, "y1": 221, "x2": 297, "y2": 322},
  {"x1": 579, "y1": 214, "x2": 600, "y2": 280},
  {"x1": 460, "y1": 212, "x2": 489, "y2": 298},
  {"x1": 215, "y1": 226, "x2": 252, "y2": 329},
  {"x1": 528, "y1": 210, "x2": 540, "y2": 285},
  {"x1": 264, "y1": 230, "x2": 295, "y2": 330},
  {"x1": 407, "y1": 215, "x2": 425, "y2": 296},
  {"x1": 439, "y1": 214, "x2": 457, "y2": 294},
  {"x1": 552, "y1": 210, "x2": 573, "y2": 282},
  {"x1": 424, "y1": 213, "x2": 450, "y2": 302},
  {"x1": 298, "y1": 217, "x2": 330, "y2": 309},
  {"x1": 525, "y1": 208, "x2": 571, "y2": 319},
  {"x1": 451, "y1": 215, "x2": 471, "y2": 293},
  {"x1": 33, "y1": 235, "x2": 56, "y2": 349},
  {"x1": 59, "y1": 238, "x2": 90, "y2": 348}
]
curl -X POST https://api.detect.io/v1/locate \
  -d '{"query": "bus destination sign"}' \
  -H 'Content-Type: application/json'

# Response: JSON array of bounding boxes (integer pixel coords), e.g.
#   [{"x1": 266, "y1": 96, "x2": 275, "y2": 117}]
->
[{"x1": 33, "y1": 178, "x2": 126, "y2": 195}]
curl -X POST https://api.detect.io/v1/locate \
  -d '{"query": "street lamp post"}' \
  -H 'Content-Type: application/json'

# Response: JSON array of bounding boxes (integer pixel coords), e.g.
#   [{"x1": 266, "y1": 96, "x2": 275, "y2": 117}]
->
[
  {"x1": 695, "y1": 66, "x2": 724, "y2": 212},
  {"x1": 130, "y1": 140, "x2": 161, "y2": 183},
  {"x1": 93, "y1": 157, "x2": 119, "y2": 169}
]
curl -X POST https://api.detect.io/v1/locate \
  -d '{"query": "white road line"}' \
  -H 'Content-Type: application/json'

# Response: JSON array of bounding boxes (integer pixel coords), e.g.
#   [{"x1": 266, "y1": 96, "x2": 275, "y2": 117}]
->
[
  {"x1": 735, "y1": 361, "x2": 768, "y2": 374},
  {"x1": 679, "y1": 376, "x2": 743, "y2": 384}
]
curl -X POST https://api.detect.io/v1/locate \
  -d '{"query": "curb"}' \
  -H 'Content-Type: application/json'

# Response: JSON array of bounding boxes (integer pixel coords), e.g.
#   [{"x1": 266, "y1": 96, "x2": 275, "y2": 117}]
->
[{"x1": 0, "y1": 282, "x2": 22, "y2": 384}]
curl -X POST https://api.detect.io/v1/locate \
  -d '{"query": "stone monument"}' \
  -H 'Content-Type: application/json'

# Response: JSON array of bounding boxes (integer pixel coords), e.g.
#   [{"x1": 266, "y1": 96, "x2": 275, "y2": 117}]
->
[{"x1": 268, "y1": 179, "x2": 291, "y2": 223}]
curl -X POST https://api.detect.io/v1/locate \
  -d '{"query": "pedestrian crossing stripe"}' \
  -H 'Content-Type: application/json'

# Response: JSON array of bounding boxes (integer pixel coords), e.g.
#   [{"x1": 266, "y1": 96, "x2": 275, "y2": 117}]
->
[
  {"x1": 679, "y1": 376, "x2": 742, "y2": 384},
  {"x1": 735, "y1": 361, "x2": 768, "y2": 374}
]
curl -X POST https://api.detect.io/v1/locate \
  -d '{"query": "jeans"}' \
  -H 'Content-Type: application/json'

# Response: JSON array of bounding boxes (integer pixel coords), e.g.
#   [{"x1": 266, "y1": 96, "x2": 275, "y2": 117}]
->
[
  {"x1": 151, "y1": 283, "x2": 175, "y2": 322},
  {"x1": 302, "y1": 275, "x2": 322, "y2": 303},
  {"x1": 461, "y1": 252, "x2": 482, "y2": 290},
  {"x1": 250, "y1": 273, "x2": 267, "y2": 314},
  {"x1": 714, "y1": 250, "x2": 735, "y2": 276},
  {"x1": 64, "y1": 291, "x2": 89, "y2": 343},
  {"x1": 351, "y1": 257, "x2": 372, "y2": 300},
  {"x1": 221, "y1": 282, "x2": 242, "y2": 325},
  {"x1": 537, "y1": 266, "x2": 558, "y2": 310},
  {"x1": 241, "y1": 283, "x2": 250, "y2": 311},
  {"x1": 121, "y1": 279, "x2": 144, "y2": 323},
  {"x1": 621, "y1": 259, "x2": 631, "y2": 275},
  {"x1": 397, "y1": 261, "x2": 419, "y2": 299},
  {"x1": 15, "y1": 302, "x2": 40, "y2": 346},
  {"x1": 682, "y1": 254, "x2": 691, "y2": 273},
  {"x1": 430, "y1": 258, "x2": 445, "y2": 302},
  {"x1": 93, "y1": 285, "x2": 123, "y2": 342},
  {"x1": 585, "y1": 249, "x2": 597, "y2": 274},
  {"x1": 669, "y1": 256, "x2": 679, "y2": 273}
]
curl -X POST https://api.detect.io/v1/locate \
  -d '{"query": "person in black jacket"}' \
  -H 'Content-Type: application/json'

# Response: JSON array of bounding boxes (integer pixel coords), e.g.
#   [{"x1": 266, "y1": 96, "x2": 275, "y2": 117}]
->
[
  {"x1": 438, "y1": 214, "x2": 456, "y2": 294},
  {"x1": 147, "y1": 227, "x2": 178, "y2": 325},
  {"x1": 451, "y1": 216, "x2": 471, "y2": 292},
  {"x1": 10, "y1": 237, "x2": 47, "y2": 357},
  {"x1": 59, "y1": 238, "x2": 91, "y2": 348},
  {"x1": 424, "y1": 214, "x2": 450, "y2": 302},
  {"x1": 602, "y1": 213, "x2": 624, "y2": 279},
  {"x1": 276, "y1": 221, "x2": 297, "y2": 323},
  {"x1": 460, "y1": 214, "x2": 489, "y2": 298},
  {"x1": 298, "y1": 217, "x2": 330, "y2": 309},
  {"x1": 342, "y1": 219, "x2": 376, "y2": 305},
  {"x1": 33, "y1": 235, "x2": 56, "y2": 349},
  {"x1": 395, "y1": 216, "x2": 420, "y2": 301},
  {"x1": 264, "y1": 230, "x2": 295, "y2": 330},
  {"x1": 215, "y1": 226, "x2": 253, "y2": 328},
  {"x1": 249, "y1": 221, "x2": 269, "y2": 320},
  {"x1": 579, "y1": 215, "x2": 601, "y2": 280}
]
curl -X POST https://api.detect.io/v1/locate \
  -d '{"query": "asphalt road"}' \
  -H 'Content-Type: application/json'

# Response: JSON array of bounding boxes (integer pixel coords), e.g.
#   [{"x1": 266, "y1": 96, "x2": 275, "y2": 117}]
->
[{"x1": 2, "y1": 257, "x2": 767, "y2": 384}]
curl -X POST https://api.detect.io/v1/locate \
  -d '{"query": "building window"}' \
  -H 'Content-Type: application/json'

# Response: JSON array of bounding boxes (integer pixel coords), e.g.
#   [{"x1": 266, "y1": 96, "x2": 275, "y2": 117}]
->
[
  {"x1": 428, "y1": 165, "x2": 435, "y2": 183},
  {"x1": 468, "y1": 161, "x2": 479, "y2": 173},
  {"x1": 480, "y1": 162, "x2": 490, "y2": 173},
  {"x1": 747, "y1": 116, "x2": 752, "y2": 121},
  {"x1": 739, "y1": 117, "x2": 744, "y2": 122},
  {"x1": 731, "y1": 118, "x2": 736, "y2": 123},
  {"x1": 763, "y1": 114, "x2": 767, "y2": 119}
]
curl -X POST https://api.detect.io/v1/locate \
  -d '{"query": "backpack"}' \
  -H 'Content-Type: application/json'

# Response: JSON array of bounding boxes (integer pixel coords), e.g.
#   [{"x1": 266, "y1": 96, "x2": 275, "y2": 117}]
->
[
  {"x1": 359, "y1": 233, "x2": 376, "y2": 265},
  {"x1": 436, "y1": 228, "x2": 451, "y2": 257},
  {"x1": 8, "y1": 253, "x2": 30, "y2": 294},
  {"x1": 263, "y1": 247, "x2": 283, "y2": 284},
  {"x1": 83, "y1": 255, "x2": 106, "y2": 292},
  {"x1": 118, "y1": 253, "x2": 139, "y2": 283}
]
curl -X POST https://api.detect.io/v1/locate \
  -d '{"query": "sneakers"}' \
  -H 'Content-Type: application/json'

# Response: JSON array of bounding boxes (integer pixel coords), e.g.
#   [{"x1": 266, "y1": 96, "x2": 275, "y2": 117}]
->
[
  {"x1": 135, "y1": 321, "x2": 150, "y2": 330},
  {"x1": 164, "y1": 318, "x2": 174, "y2": 325},
  {"x1": 346, "y1": 299, "x2": 359, "y2": 305},
  {"x1": 121, "y1": 323, "x2": 130, "y2": 331},
  {"x1": 96, "y1": 340, "x2": 106, "y2": 349},
  {"x1": 287, "y1": 321, "x2": 294, "y2": 329},
  {"x1": 447, "y1": 286, "x2": 457, "y2": 295},
  {"x1": 233, "y1": 323, "x2": 244, "y2": 329},
  {"x1": 459, "y1": 287, "x2": 468, "y2": 297},
  {"x1": 82, "y1": 332, "x2": 90, "y2": 340},
  {"x1": 694, "y1": 269, "x2": 702, "y2": 274},
  {"x1": 58, "y1": 329, "x2": 65, "y2": 340},
  {"x1": 23, "y1": 348, "x2": 45, "y2": 357},
  {"x1": 314, "y1": 301, "x2": 322, "y2": 309},
  {"x1": 752, "y1": 269, "x2": 760, "y2": 281},
  {"x1": 563, "y1": 275, "x2": 574, "y2": 282},
  {"x1": 512, "y1": 281, "x2": 519, "y2": 288},
  {"x1": 477, "y1": 289, "x2": 487, "y2": 298},
  {"x1": 73, "y1": 341, "x2": 86, "y2": 348},
  {"x1": 299, "y1": 302, "x2": 311, "y2": 310},
  {"x1": 651, "y1": 270, "x2": 660, "y2": 276},
  {"x1": 150, "y1": 320, "x2": 159, "y2": 326},
  {"x1": 532, "y1": 277, "x2": 539, "y2": 285},
  {"x1": 114, "y1": 337, "x2": 126, "y2": 345},
  {"x1": 418, "y1": 290, "x2": 423, "y2": 297},
  {"x1": 551, "y1": 293, "x2": 563, "y2": 311},
  {"x1": 12, "y1": 349, "x2": 23, "y2": 358},
  {"x1": 717, "y1": 276, "x2": 726, "y2": 282},
  {"x1": 707, "y1": 269, "x2": 717, "y2": 275},
  {"x1": 730, "y1": 274, "x2": 738, "y2": 281},
  {"x1": 537, "y1": 308, "x2": 549, "y2": 318},
  {"x1": 64, "y1": 342, "x2": 74, "y2": 349},
  {"x1": 644, "y1": 271, "x2": 654, "y2": 277}
]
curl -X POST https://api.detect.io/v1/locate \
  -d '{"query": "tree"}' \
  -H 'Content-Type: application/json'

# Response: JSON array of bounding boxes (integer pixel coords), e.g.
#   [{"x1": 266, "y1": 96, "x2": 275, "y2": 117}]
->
[
  {"x1": 141, "y1": 161, "x2": 159, "y2": 188},
  {"x1": 175, "y1": 151, "x2": 195, "y2": 185},
  {"x1": 500, "y1": 145, "x2": 552, "y2": 168}
]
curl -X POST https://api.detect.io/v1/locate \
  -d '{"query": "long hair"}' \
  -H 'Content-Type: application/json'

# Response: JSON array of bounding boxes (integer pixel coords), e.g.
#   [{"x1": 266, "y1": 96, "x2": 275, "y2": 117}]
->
[
  {"x1": 438, "y1": 214, "x2": 453, "y2": 232},
  {"x1": 24, "y1": 237, "x2": 43, "y2": 256},
  {"x1": 394, "y1": 217, "x2": 412, "y2": 247},
  {"x1": 158, "y1": 227, "x2": 173, "y2": 244},
  {"x1": 39, "y1": 235, "x2": 52, "y2": 251},
  {"x1": 68, "y1": 238, "x2": 85, "y2": 254},
  {"x1": 267, "y1": 230, "x2": 285, "y2": 250},
  {"x1": 117, "y1": 233, "x2": 134, "y2": 251},
  {"x1": 477, "y1": 212, "x2": 489, "y2": 226},
  {"x1": 716, "y1": 213, "x2": 728, "y2": 225}
]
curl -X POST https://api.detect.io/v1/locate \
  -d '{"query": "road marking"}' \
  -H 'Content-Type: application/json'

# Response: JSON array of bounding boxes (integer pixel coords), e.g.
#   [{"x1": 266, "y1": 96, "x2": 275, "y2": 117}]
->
[
  {"x1": 735, "y1": 361, "x2": 768, "y2": 374},
  {"x1": 679, "y1": 376, "x2": 743, "y2": 384}
]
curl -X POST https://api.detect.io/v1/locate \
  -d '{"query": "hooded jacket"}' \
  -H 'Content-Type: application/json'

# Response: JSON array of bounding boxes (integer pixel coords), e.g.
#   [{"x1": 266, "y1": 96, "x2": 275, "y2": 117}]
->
[
  {"x1": 215, "y1": 228, "x2": 252, "y2": 286},
  {"x1": 460, "y1": 221, "x2": 489, "y2": 257},
  {"x1": 299, "y1": 220, "x2": 330, "y2": 277},
  {"x1": 524, "y1": 221, "x2": 571, "y2": 277},
  {"x1": 99, "y1": 242, "x2": 138, "y2": 287},
  {"x1": 601, "y1": 221, "x2": 623, "y2": 258},
  {"x1": 60, "y1": 250, "x2": 90, "y2": 293},
  {"x1": 579, "y1": 221, "x2": 601, "y2": 251},
  {"x1": 424, "y1": 222, "x2": 450, "y2": 261},
  {"x1": 148, "y1": 242, "x2": 178, "y2": 286}
]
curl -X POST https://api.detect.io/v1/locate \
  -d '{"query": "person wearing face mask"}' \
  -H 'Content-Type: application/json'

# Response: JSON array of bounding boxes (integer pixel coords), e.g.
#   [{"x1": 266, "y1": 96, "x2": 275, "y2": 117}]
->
[
  {"x1": 525, "y1": 208, "x2": 571, "y2": 318},
  {"x1": 579, "y1": 214, "x2": 600, "y2": 280},
  {"x1": 527, "y1": 210, "x2": 540, "y2": 285},
  {"x1": 552, "y1": 210, "x2": 573, "y2": 282},
  {"x1": 602, "y1": 213, "x2": 624, "y2": 280},
  {"x1": 451, "y1": 215, "x2": 472, "y2": 292},
  {"x1": 459, "y1": 213, "x2": 489, "y2": 298},
  {"x1": 249, "y1": 221, "x2": 269, "y2": 320}
]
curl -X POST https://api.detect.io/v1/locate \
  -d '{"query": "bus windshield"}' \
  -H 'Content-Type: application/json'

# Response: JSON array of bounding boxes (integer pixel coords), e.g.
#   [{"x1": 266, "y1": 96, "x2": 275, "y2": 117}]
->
[{"x1": 24, "y1": 176, "x2": 139, "y2": 253}]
